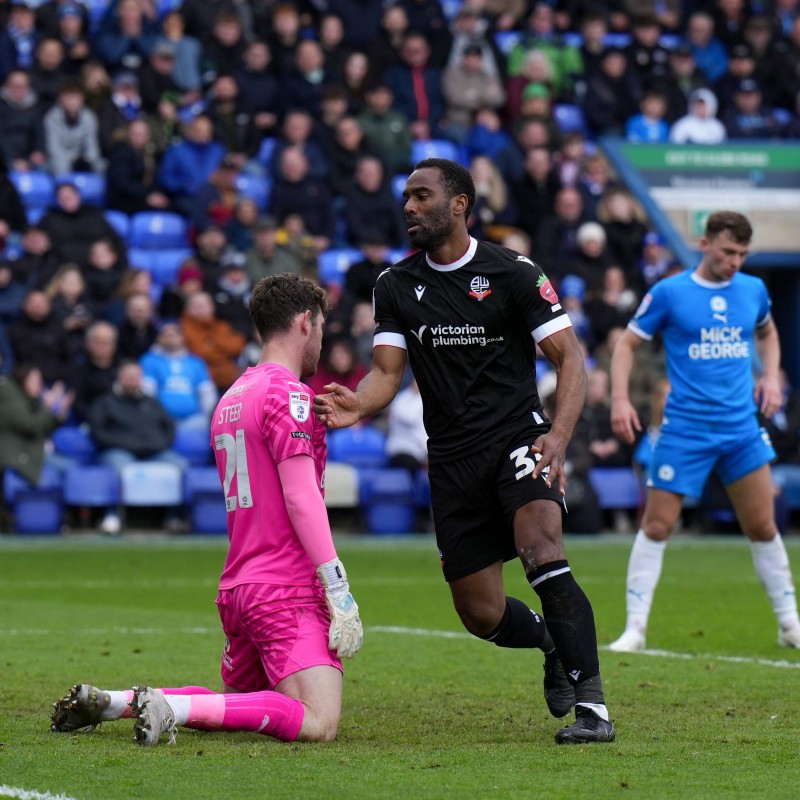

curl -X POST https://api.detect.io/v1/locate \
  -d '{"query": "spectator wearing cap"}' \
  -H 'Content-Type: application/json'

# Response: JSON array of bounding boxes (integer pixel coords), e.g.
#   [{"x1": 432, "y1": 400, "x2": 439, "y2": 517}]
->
[
  {"x1": 721, "y1": 77, "x2": 786, "y2": 138},
  {"x1": 565, "y1": 221, "x2": 614, "y2": 296},
  {"x1": 713, "y1": 42, "x2": 758, "y2": 115},
  {"x1": 344, "y1": 232, "x2": 394, "y2": 305},
  {"x1": 180, "y1": 290, "x2": 245, "y2": 392},
  {"x1": 208, "y1": 248, "x2": 252, "y2": 336},
  {"x1": 96, "y1": 71, "x2": 143, "y2": 155},
  {"x1": 357, "y1": 83, "x2": 412, "y2": 175},
  {"x1": 156, "y1": 10, "x2": 202, "y2": 94},
  {"x1": 669, "y1": 87, "x2": 727, "y2": 144},
  {"x1": 53, "y1": 3, "x2": 91, "y2": 74},
  {"x1": 625, "y1": 88, "x2": 670, "y2": 143},
  {"x1": 0, "y1": 69, "x2": 46, "y2": 172},
  {"x1": 343, "y1": 154, "x2": 407, "y2": 249},
  {"x1": 504, "y1": 48, "x2": 555, "y2": 122},
  {"x1": 685, "y1": 11, "x2": 728, "y2": 83},
  {"x1": 106, "y1": 118, "x2": 170, "y2": 214},
  {"x1": 638, "y1": 231, "x2": 672, "y2": 287},
  {"x1": 583, "y1": 47, "x2": 641, "y2": 137},
  {"x1": 158, "y1": 259, "x2": 205, "y2": 319},
  {"x1": 138, "y1": 40, "x2": 183, "y2": 115},
  {"x1": 658, "y1": 42, "x2": 710, "y2": 123},
  {"x1": 93, "y1": 0, "x2": 159, "y2": 76},
  {"x1": 244, "y1": 215, "x2": 302, "y2": 282},
  {"x1": 36, "y1": 1, "x2": 88, "y2": 38},
  {"x1": 140, "y1": 319, "x2": 217, "y2": 434},
  {"x1": 158, "y1": 115, "x2": 226, "y2": 216},
  {"x1": 43, "y1": 80, "x2": 105, "y2": 176},
  {"x1": 517, "y1": 82, "x2": 561, "y2": 146},
  {"x1": 0, "y1": 2, "x2": 39, "y2": 76}
]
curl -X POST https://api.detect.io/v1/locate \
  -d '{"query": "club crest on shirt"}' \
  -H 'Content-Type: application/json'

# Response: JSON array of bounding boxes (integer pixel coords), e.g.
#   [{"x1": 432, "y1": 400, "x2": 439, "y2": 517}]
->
[
  {"x1": 289, "y1": 391, "x2": 310, "y2": 422},
  {"x1": 468, "y1": 275, "x2": 492, "y2": 301}
]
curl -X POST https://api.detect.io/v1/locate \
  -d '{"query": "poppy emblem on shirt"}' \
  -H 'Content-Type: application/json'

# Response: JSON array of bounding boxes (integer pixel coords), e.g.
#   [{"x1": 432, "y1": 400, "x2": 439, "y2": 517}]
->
[
  {"x1": 536, "y1": 274, "x2": 559, "y2": 304},
  {"x1": 469, "y1": 275, "x2": 492, "y2": 301},
  {"x1": 289, "y1": 391, "x2": 310, "y2": 422}
]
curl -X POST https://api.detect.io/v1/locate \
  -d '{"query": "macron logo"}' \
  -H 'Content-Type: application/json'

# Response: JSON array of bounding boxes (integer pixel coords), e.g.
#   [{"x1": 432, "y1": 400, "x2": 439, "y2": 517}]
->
[
  {"x1": 411, "y1": 325, "x2": 426, "y2": 345},
  {"x1": 415, "y1": 285, "x2": 426, "y2": 302}
]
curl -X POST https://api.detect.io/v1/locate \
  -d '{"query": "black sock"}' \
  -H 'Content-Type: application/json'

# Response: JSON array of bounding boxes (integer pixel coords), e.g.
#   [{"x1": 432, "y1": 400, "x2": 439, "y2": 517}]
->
[
  {"x1": 480, "y1": 596, "x2": 552, "y2": 650},
  {"x1": 528, "y1": 560, "x2": 605, "y2": 704}
]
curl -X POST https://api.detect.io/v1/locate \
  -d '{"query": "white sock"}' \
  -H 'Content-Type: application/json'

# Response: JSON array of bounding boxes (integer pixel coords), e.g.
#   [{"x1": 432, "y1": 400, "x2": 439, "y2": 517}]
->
[
  {"x1": 624, "y1": 529, "x2": 667, "y2": 634},
  {"x1": 576, "y1": 702, "x2": 609, "y2": 722},
  {"x1": 750, "y1": 534, "x2": 800, "y2": 631},
  {"x1": 165, "y1": 694, "x2": 190, "y2": 726},
  {"x1": 102, "y1": 690, "x2": 132, "y2": 720}
]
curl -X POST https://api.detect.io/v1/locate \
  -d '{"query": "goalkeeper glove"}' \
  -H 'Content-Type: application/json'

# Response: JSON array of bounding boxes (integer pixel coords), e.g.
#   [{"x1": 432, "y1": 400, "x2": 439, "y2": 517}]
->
[{"x1": 316, "y1": 557, "x2": 363, "y2": 659}]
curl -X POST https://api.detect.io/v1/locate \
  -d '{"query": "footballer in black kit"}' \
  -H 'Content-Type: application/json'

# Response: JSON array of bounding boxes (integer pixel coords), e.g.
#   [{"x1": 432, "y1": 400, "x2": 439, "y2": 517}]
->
[{"x1": 374, "y1": 238, "x2": 569, "y2": 580}]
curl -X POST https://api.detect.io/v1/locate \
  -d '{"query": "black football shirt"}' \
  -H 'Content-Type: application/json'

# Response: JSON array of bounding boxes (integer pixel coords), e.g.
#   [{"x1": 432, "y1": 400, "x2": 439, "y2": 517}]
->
[{"x1": 373, "y1": 238, "x2": 573, "y2": 462}]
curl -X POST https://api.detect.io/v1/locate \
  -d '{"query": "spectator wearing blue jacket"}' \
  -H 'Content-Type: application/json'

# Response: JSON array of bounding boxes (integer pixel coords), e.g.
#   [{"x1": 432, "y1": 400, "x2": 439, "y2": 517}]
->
[
  {"x1": 686, "y1": 11, "x2": 729, "y2": 84},
  {"x1": 140, "y1": 320, "x2": 217, "y2": 434},
  {"x1": 157, "y1": 114, "x2": 226, "y2": 216},
  {"x1": 625, "y1": 89, "x2": 670, "y2": 143}
]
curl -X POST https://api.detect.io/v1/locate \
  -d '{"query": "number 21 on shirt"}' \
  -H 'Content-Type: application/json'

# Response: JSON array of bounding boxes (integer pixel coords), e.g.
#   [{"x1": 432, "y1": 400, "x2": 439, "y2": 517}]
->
[{"x1": 215, "y1": 429, "x2": 253, "y2": 511}]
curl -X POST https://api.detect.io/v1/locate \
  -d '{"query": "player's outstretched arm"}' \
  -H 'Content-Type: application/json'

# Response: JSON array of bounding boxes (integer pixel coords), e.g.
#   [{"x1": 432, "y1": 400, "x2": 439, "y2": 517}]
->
[
  {"x1": 610, "y1": 328, "x2": 644, "y2": 445},
  {"x1": 278, "y1": 455, "x2": 363, "y2": 659},
  {"x1": 313, "y1": 344, "x2": 406, "y2": 430}
]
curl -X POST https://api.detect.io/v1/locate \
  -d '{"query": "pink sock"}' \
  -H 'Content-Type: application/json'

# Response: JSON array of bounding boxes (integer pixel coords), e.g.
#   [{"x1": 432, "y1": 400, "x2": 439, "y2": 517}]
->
[
  {"x1": 179, "y1": 691, "x2": 305, "y2": 741},
  {"x1": 116, "y1": 686, "x2": 218, "y2": 719}
]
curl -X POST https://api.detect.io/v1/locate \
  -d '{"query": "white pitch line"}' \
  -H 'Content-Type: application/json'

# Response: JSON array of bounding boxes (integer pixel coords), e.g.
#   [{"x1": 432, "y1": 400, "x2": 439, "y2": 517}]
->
[
  {"x1": 3, "y1": 624, "x2": 799, "y2": 670},
  {"x1": 0, "y1": 786, "x2": 80, "y2": 800}
]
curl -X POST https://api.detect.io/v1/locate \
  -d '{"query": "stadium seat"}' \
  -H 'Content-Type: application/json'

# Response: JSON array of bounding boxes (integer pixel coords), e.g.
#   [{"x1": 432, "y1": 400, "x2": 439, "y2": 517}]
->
[
  {"x1": 10, "y1": 170, "x2": 54, "y2": 223},
  {"x1": 318, "y1": 248, "x2": 362, "y2": 287},
  {"x1": 363, "y1": 468, "x2": 416, "y2": 534},
  {"x1": 173, "y1": 426, "x2": 212, "y2": 466},
  {"x1": 104, "y1": 210, "x2": 130, "y2": 239},
  {"x1": 147, "y1": 248, "x2": 194, "y2": 286},
  {"x1": 389, "y1": 248, "x2": 410, "y2": 264},
  {"x1": 255, "y1": 137, "x2": 277, "y2": 170},
  {"x1": 772, "y1": 465, "x2": 800, "y2": 509},
  {"x1": 411, "y1": 139, "x2": 463, "y2": 165},
  {"x1": 587, "y1": 467, "x2": 643, "y2": 510},
  {"x1": 59, "y1": 172, "x2": 106, "y2": 206},
  {"x1": 63, "y1": 465, "x2": 119, "y2": 507},
  {"x1": 235, "y1": 174, "x2": 272, "y2": 211},
  {"x1": 119, "y1": 462, "x2": 183, "y2": 506},
  {"x1": 3, "y1": 465, "x2": 63, "y2": 534},
  {"x1": 183, "y1": 466, "x2": 227, "y2": 534},
  {"x1": 553, "y1": 104, "x2": 590, "y2": 137},
  {"x1": 391, "y1": 174, "x2": 409, "y2": 201},
  {"x1": 494, "y1": 31, "x2": 522, "y2": 55},
  {"x1": 324, "y1": 462, "x2": 359, "y2": 508},
  {"x1": 129, "y1": 211, "x2": 189, "y2": 250},
  {"x1": 52, "y1": 425, "x2": 97, "y2": 465},
  {"x1": 413, "y1": 469, "x2": 431, "y2": 509},
  {"x1": 328, "y1": 426, "x2": 388, "y2": 469}
]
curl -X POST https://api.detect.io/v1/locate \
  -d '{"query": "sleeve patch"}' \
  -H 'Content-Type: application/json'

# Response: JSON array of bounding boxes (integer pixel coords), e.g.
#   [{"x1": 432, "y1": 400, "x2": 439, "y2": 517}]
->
[{"x1": 288, "y1": 391, "x2": 310, "y2": 422}]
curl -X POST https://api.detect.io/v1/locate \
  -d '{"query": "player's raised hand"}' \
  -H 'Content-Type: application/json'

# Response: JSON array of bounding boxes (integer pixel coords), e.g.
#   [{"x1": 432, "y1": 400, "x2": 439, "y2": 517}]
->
[
  {"x1": 312, "y1": 383, "x2": 361, "y2": 429},
  {"x1": 611, "y1": 397, "x2": 641, "y2": 445}
]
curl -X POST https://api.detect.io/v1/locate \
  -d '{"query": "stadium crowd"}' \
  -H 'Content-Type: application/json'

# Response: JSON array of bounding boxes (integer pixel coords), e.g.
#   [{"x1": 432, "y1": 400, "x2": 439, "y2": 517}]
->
[{"x1": 1, "y1": 0, "x2": 800, "y2": 533}]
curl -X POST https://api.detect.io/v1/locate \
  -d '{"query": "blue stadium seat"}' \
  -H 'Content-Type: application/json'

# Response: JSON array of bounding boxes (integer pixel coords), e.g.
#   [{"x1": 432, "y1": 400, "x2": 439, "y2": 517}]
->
[
  {"x1": 411, "y1": 139, "x2": 463, "y2": 165},
  {"x1": 255, "y1": 136, "x2": 277, "y2": 170},
  {"x1": 392, "y1": 174, "x2": 409, "y2": 201},
  {"x1": 364, "y1": 468, "x2": 416, "y2": 534},
  {"x1": 235, "y1": 174, "x2": 272, "y2": 211},
  {"x1": 104, "y1": 210, "x2": 130, "y2": 239},
  {"x1": 183, "y1": 466, "x2": 227, "y2": 534},
  {"x1": 129, "y1": 211, "x2": 189, "y2": 250},
  {"x1": 148, "y1": 248, "x2": 194, "y2": 286},
  {"x1": 3, "y1": 465, "x2": 63, "y2": 534},
  {"x1": 52, "y1": 425, "x2": 97, "y2": 465},
  {"x1": 120, "y1": 462, "x2": 183, "y2": 506},
  {"x1": 63, "y1": 465, "x2": 119, "y2": 507},
  {"x1": 588, "y1": 467, "x2": 642, "y2": 510},
  {"x1": 318, "y1": 248, "x2": 362, "y2": 287},
  {"x1": 173, "y1": 426, "x2": 212, "y2": 466},
  {"x1": 59, "y1": 172, "x2": 106, "y2": 206},
  {"x1": 494, "y1": 31, "x2": 522, "y2": 55},
  {"x1": 328, "y1": 426, "x2": 388, "y2": 469},
  {"x1": 553, "y1": 104, "x2": 590, "y2": 137},
  {"x1": 413, "y1": 469, "x2": 431, "y2": 509},
  {"x1": 10, "y1": 170, "x2": 55, "y2": 223}
]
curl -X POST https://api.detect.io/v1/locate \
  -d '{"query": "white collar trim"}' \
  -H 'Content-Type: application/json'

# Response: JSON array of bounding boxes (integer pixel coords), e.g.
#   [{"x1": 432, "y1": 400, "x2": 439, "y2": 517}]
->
[
  {"x1": 691, "y1": 270, "x2": 731, "y2": 289},
  {"x1": 426, "y1": 237, "x2": 478, "y2": 272}
]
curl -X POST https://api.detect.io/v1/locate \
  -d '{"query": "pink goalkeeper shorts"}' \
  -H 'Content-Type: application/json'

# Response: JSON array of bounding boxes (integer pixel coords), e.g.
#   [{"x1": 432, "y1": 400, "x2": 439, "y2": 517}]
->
[{"x1": 216, "y1": 583, "x2": 342, "y2": 692}]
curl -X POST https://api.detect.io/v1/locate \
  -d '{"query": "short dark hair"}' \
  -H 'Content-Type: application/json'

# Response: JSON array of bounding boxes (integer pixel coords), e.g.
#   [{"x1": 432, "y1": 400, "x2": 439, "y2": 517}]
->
[
  {"x1": 249, "y1": 273, "x2": 329, "y2": 343},
  {"x1": 413, "y1": 157, "x2": 476, "y2": 218},
  {"x1": 705, "y1": 210, "x2": 752, "y2": 243}
]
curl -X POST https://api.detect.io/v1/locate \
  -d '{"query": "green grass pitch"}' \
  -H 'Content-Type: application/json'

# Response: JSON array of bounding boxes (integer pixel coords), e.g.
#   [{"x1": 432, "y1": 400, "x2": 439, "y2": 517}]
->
[{"x1": 1, "y1": 533, "x2": 799, "y2": 800}]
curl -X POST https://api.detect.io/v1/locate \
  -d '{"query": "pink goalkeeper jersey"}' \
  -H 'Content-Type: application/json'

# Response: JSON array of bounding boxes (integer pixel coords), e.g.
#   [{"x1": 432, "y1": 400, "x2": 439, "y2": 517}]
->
[{"x1": 211, "y1": 363, "x2": 327, "y2": 589}]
